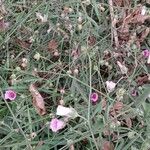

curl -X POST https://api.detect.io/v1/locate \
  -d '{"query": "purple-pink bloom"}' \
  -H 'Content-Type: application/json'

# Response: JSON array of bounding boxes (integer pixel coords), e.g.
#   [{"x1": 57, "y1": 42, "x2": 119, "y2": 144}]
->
[
  {"x1": 49, "y1": 118, "x2": 66, "y2": 132},
  {"x1": 142, "y1": 49, "x2": 150, "y2": 58},
  {"x1": 131, "y1": 89, "x2": 137, "y2": 97},
  {"x1": 4, "y1": 90, "x2": 17, "y2": 101},
  {"x1": 90, "y1": 92, "x2": 99, "y2": 102}
]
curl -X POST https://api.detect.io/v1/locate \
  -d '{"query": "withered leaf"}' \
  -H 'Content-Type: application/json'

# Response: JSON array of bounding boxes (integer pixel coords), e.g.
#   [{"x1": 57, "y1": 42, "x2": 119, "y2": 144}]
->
[
  {"x1": 125, "y1": 118, "x2": 132, "y2": 128},
  {"x1": 113, "y1": 0, "x2": 130, "y2": 7},
  {"x1": 113, "y1": 101, "x2": 123, "y2": 111},
  {"x1": 88, "y1": 35, "x2": 96, "y2": 46},
  {"x1": 29, "y1": 83, "x2": 46, "y2": 115},
  {"x1": 15, "y1": 38, "x2": 31, "y2": 49},
  {"x1": 136, "y1": 74, "x2": 149, "y2": 86},
  {"x1": 0, "y1": 18, "x2": 9, "y2": 31},
  {"x1": 131, "y1": 15, "x2": 150, "y2": 24},
  {"x1": 48, "y1": 39, "x2": 58, "y2": 50},
  {"x1": 0, "y1": 0, "x2": 7, "y2": 15},
  {"x1": 138, "y1": 28, "x2": 150, "y2": 43},
  {"x1": 102, "y1": 141, "x2": 114, "y2": 150}
]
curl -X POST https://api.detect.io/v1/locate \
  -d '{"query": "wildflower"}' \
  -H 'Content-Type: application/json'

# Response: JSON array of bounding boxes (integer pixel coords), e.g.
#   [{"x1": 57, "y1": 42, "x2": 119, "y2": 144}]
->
[
  {"x1": 33, "y1": 52, "x2": 41, "y2": 61},
  {"x1": 142, "y1": 49, "x2": 150, "y2": 64},
  {"x1": 59, "y1": 99, "x2": 65, "y2": 105},
  {"x1": 78, "y1": 24, "x2": 82, "y2": 30},
  {"x1": 56, "y1": 105, "x2": 79, "y2": 119},
  {"x1": 142, "y1": 49, "x2": 150, "y2": 58},
  {"x1": 116, "y1": 88, "x2": 126, "y2": 100},
  {"x1": 73, "y1": 69, "x2": 79, "y2": 75},
  {"x1": 106, "y1": 81, "x2": 116, "y2": 93},
  {"x1": 36, "y1": 12, "x2": 48, "y2": 23},
  {"x1": 117, "y1": 61, "x2": 128, "y2": 74},
  {"x1": 131, "y1": 89, "x2": 138, "y2": 97},
  {"x1": 77, "y1": 16, "x2": 82, "y2": 24},
  {"x1": 4, "y1": 90, "x2": 17, "y2": 100},
  {"x1": 21, "y1": 58, "x2": 28, "y2": 68},
  {"x1": 53, "y1": 51, "x2": 60, "y2": 57},
  {"x1": 66, "y1": 70, "x2": 72, "y2": 75},
  {"x1": 90, "y1": 92, "x2": 99, "y2": 102},
  {"x1": 49, "y1": 118, "x2": 66, "y2": 132},
  {"x1": 60, "y1": 89, "x2": 65, "y2": 94}
]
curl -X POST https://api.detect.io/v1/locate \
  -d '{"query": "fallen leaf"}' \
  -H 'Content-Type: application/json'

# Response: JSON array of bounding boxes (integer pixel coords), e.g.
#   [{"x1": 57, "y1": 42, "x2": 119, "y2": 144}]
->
[
  {"x1": 125, "y1": 118, "x2": 132, "y2": 128},
  {"x1": 88, "y1": 35, "x2": 96, "y2": 46},
  {"x1": 0, "y1": 18, "x2": 9, "y2": 31},
  {"x1": 0, "y1": 0, "x2": 7, "y2": 15},
  {"x1": 15, "y1": 38, "x2": 31, "y2": 49},
  {"x1": 136, "y1": 74, "x2": 149, "y2": 86},
  {"x1": 69, "y1": 144, "x2": 74, "y2": 150},
  {"x1": 138, "y1": 28, "x2": 150, "y2": 43},
  {"x1": 102, "y1": 141, "x2": 114, "y2": 150},
  {"x1": 48, "y1": 39, "x2": 58, "y2": 51},
  {"x1": 113, "y1": 0, "x2": 130, "y2": 7},
  {"x1": 36, "y1": 12, "x2": 48, "y2": 23},
  {"x1": 113, "y1": 101, "x2": 123, "y2": 111},
  {"x1": 117, "y1": 61, "x2": 128, "y2": 74},
  {"x1": 29, "y1": 83, "x2": 46, "y2": 115},
  {"x1": 130, "y1": 15, "x2": 150, "y2": 24},
  {"x1": 110, "y1": 101, "x2": 123, "y2": 116}
]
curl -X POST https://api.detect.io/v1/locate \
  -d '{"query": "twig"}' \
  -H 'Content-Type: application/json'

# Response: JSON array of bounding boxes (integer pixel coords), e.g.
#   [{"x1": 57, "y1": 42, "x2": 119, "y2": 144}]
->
[{"x1": 109, "y1": 0, "x2": 119, "y2": 47}]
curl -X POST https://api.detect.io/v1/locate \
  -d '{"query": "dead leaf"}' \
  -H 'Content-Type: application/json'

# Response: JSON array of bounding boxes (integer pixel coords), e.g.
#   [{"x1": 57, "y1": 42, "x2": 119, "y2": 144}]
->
[
  {"x1": 113, "y1": 101, "x2": 123, "y2": 111},
  {"x1": 0, "y1": 0, "x2": 7, "y2": 15},
  {"x1": 0, "y1": 18, "x2": 9, "y2": 31},
  {"x1": 131, "y1": 15, "x2": 150, "y2": 24},
  {"x1": 48, "y1": 39, "x2": 58, "y2": 51},
  {"x1": 102, "y1": 98, "x2": 107, "y2": 110},
  {"x1": 102, "y1": 141, "x2": 114, "y2": 150},
  {"x1": 138, "y1": 28, "x2": 150, "y2": 43},
  {"x1": 125, "y1": 118, "x2": 132, "y2": 128},
  {"x1": 110, "y1": 101, "x2": 123, "y2": 116},
  {"x1": 113, "y1": 0, "x2": 130, "y2": 7},
  {"x1": 69, "y1": 144, "x2": 74, "y2": 150},
  {"x1": 88, "y1": 35, "x2": 96, "y2": 46},
  {"x1": 136, "y1": 74, "x2": 149, "y2": 86},
  {"x1": 15, "y1": 38, "x2": 31, "y2": 49},
  {"x1": 29, "y1": 84, "x2": 46, "y2": 115}
]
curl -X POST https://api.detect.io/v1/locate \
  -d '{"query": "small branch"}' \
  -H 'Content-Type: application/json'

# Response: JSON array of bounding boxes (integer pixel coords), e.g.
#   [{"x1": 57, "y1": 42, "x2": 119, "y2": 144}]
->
[{"x1": 109, "y1": 0, "x2": 119, "y2": 47}]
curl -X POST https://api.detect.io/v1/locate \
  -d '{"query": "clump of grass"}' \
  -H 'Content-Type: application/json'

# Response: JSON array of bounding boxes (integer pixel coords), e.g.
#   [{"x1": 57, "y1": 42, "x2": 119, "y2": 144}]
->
[{"x1": 0, "y1": 0, "x2": 150, "y2": 149}]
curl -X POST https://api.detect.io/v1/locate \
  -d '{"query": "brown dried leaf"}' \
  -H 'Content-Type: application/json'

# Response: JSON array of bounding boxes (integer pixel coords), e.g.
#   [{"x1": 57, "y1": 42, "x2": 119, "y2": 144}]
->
[
  {"x1": 125, "y1": 118, "x2": 132, "y2": 128},
  {"x1": 69, "y1": 144, "x2": 75, "y2": 150},
  {"x1": 15, "y1": 38, "x2": 31, "y2": 49},
  {"x1": 131, "y1": 15, "x2": 150, "y2": 24},
  {"x1": 113, "y1": 0, "x2": 130, "y2": 7},
  {"x1": 0, "y1": 18, "x2": 9, "y2": 31},
  {"x1": 102, "y1": 141, "x2": 114, "y2": 150},
  {"x1": 48, "y1": 39, "x2": 58, "y2": 50},
  {"x1": 113, "y1": 0, "x2": 123, "y2": 6},
  {"x1": 0, "y1": 0, "x2": 7, "y2": 15},
  {"x1": 88, "y1": 35, "x2": 96, "y2": 46},
  {"x1": 136, "y1": 74, "x2": 149, "y2": 86},
  {"x1": 29, "y1": 84, "x2": 46, "y2": 115},
  {"x1": 113, "y1": 101, "x2": 123, "y2": 111},
  {"x1": 138, "y1": 28, "x2": 150, "y2": 43},
  {"x1": 146, "y1": 0, "x2": 150, "y2": 4}
]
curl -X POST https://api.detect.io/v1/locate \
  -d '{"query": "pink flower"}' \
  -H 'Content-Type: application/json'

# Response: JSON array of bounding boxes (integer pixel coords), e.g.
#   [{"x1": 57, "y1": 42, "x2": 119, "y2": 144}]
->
[
  {"x1": 49, "y1": 118, "x2": 66, "y2": 132},
  {"x1": 142, "y1": 49, "x2": 150, "y2": 58},
  {"x1": 90, "y1": 92, "x2": 99, "y2": 102},
  {"x1": 4, "y1": 90, "x2": 17, "y2": 100},
  {"x1": 131, "y1": 89, "x2": 138, "y2": 97}
]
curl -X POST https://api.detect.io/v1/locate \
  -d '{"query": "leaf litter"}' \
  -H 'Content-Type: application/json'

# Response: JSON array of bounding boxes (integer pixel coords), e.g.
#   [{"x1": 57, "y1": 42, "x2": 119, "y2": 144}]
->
[{"x1": 29, "y1": 83, "x2": 46, "y2": 116}]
